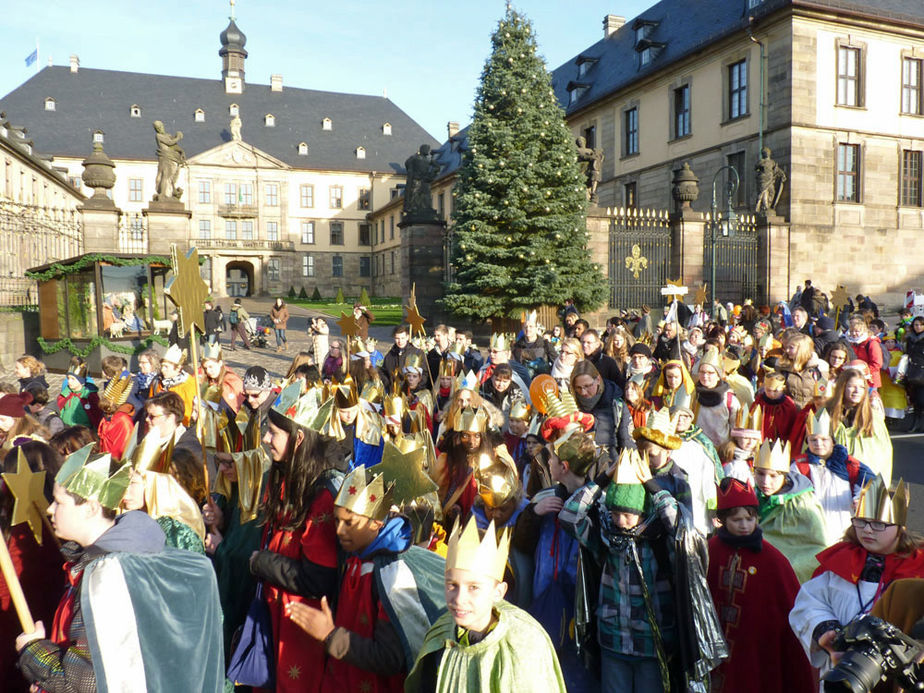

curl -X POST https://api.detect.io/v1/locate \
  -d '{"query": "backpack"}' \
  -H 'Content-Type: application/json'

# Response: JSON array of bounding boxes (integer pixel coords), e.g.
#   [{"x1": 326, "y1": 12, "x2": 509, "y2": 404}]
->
[{"x1": 229, "y1": 309, "x2": 239, "y2": 325}]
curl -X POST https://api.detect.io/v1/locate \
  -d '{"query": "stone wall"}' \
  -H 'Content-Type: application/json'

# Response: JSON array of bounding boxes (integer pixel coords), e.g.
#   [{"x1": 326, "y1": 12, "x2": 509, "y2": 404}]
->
[{"x1": 0, "y1": 311, "x2": 39, "y2": 374}]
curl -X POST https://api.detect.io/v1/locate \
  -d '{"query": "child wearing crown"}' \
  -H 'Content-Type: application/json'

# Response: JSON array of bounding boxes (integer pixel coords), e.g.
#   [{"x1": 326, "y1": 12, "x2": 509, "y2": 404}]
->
[
  {"x1": 751, "y1": 439, "x2": 828, "y2": 582},
  {"x1": 558, "y1": 448, "x2": 683, "y2": 692},
  {"x1": 751, "y1": 371, "x2": 799, "y2": 442},
  {"x1": 706, "y1": 477, "x2": 814, "y2": 692},
  {"x1": 789, "y1": 477, "x2": 924, "y2": 682},
  {"x1": 791, "y1": 408, "x2": 875, "y2": 544},
  {"x1": 285, "y1": 462, "x2": 445, "y2": 692},
  {"x1": 405, "y1": 516, "x2": 566, "y2": 692}
]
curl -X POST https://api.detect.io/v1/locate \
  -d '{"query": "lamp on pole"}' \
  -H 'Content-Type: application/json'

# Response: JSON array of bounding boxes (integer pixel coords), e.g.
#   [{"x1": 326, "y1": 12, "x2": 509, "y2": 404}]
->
[{"x1": 711, "y1": 165, "x2": 740, "y2": 318}]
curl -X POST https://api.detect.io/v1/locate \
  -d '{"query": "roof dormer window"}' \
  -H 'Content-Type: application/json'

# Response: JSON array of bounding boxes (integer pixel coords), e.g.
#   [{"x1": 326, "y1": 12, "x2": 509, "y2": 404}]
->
[
  {"x1": 229, "y1": 103, "x2": 239, "y2": 117},
  {"x1": 356, "y1": 146, "x2": 366, "y2": 159},
  {"x1": 265, "y1": 114, "x2": 276, "y2": 127},
  {"x1": 130, "y1": 104, "x2": 142, "y2": 118},
  {"x1": 633, "y1": 18, "x2": 663, "y2": 66},
  {"x1": 44, "y1": 97, "x2": 55, "y2": 111},
  {"x1": 322, "y1": 117, "x2": 332, "y2": 131},
  {"x1": 576, "y1": 55, "x2": 598, "y2": 79},
  {"x1": 298, "y1": 142, "x2": 308, "y2": 155},
  {"x1": 567, "y1": 82, "x2": 590, "y2": 106},
  {"x1": 194, "y1": 108, "x2": 205, "y2": 123},
  {"x1": 382, "y1": 122, "x2": 392, "y2": 135},
  {"x1": 93, "y1": 130, "x2": 104, "y2": 144}
]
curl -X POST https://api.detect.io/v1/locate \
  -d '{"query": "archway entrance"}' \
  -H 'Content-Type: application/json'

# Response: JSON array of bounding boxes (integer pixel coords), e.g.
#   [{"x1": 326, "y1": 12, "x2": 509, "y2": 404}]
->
[{"x1": 226, "y1": 261, "x2": 253, "y2": 297}]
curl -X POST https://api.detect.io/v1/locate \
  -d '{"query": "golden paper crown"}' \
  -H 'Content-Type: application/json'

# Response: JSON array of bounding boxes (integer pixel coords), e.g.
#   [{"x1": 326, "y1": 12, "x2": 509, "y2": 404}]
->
[
  {"x1": 698, "y1": 346, "x2": 723, "y2": 376},
  {"x1": 524, "y1": 309, "x2": 538, "y2": 326},
  {"x1": 403, "y1": 353, "x2": 424, "y2": 373},
  {"x1": 753, "y1": 439, "x2": 791, "y2": 473},
  {"x1": 131, "y1": 428, "x2": 171, "y2": 473},
  {"x1": 855, "y1": 476, "x2": 909, "y2": 526},
  {"x1": 806, "y1": 408, "x2": 832, "y2": 438},
  {"x1": 508, "y1": 401, "x2": 531, "y2": 421},
  {"x1": 446, "y1": 516, "x2": 510, "y2": 583},
  {"x1": 201, "y1": 343, "x2": 223, "y2": 362},
  {"x1": 477, "y1": 462, "x2": 520, "y2": 508},
  {"x1": 334, "y1": 466, "x2": 395, "y2": 522},
  {"x1": 333, "y1": 376, "x2": 360, "y2": 409},
  {"x1": 636, "y1": 331, "x2": 654, "y2": 346},
  {"x1": 162, "y1": 343, "x2": 187, "y2": 366},
  {"x1": 55, "y1": 444, "x2": 131, "y2": 510},
  {"x1": 439, "y1": 357, "x2": 460, "y2": 379},
  {"x1": 455, "y1": 407, "x2": 488, "y2": 433},
  {"x1": 612, "y1": 447, "x2": 647, "y2": 485},
  {"x1": 360, "y1": 379, "x2": 384, "y2": 405},
  {"x1": 526, "y1": 415, "x2": 542, "y2": 437},
  {"x1": 735, "y1": 404, "x2": 763, "y2": 432},
  {"x1": 528, "y1": 374, "x2": 578, "y2": 418},
  {"x1": 632, "y1": 407, "x2": 682, "y2": 449},
  {"x1": 102, "y1": 371, "x2": 133, "y2": 408},
  {"x1": 489, "y1": 333, "x2": 513, "y2": 351},
  {"x1": 455, "y1": 369, "x2": 479, "y2": 392},
  {"x1": 383, "y1": 393, "x2": 407, "y2": 419}
]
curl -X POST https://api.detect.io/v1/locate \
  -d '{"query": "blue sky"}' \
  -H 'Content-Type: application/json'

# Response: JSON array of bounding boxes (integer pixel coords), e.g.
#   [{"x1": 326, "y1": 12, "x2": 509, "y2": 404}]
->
[{"x1": 0, "y1": 0, "x2": 651, "y2": 141}]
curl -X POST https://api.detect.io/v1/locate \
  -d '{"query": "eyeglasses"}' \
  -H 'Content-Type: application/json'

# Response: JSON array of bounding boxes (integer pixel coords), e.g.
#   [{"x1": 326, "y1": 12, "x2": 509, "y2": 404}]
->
[
  {"x1": 244, "y1": 392, "x2": 264, "y2": 400},
  {"x1": 561, "y1": 350, "x2": 578, "y2": 357},
  {"x1": 850, "y1": 518, "x2": 894, "y2": 532},
  {"x1": 145, "y1": 412, "x2": 166, "y2": 422}
]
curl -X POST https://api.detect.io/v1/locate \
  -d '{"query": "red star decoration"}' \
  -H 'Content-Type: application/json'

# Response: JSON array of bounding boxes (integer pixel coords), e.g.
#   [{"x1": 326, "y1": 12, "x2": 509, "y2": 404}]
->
[
  {"x1": 369, "y1": 494, "x2": 377, "y2": 502},
  {"x1": 348, "y1": 486, "x2": 357, "y2": 495}
]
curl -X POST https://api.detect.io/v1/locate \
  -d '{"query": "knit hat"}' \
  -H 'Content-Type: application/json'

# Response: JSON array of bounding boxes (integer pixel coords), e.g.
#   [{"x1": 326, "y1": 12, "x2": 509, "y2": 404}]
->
[
  {"x1": 66, "y1": 361, "x2": 88, "y2": 385},
  {"x1": 605, "y1": 483, "x2": 647, "y2": 514},
  {"x1": 0, "y1": 392, "x2": 32, "y2": 418},
  {"x1": 816, "y1": 316, "x2": 835, "y2": 331},
  {"x1": 716, "y1": 477, "x2": 758, "y2": 511},
  {"x1": 242, "y1": 366, "x2": 274, "y2": 391},
  {"x1": 629, "y1": 343, "x2": 652, "y2": 359}
]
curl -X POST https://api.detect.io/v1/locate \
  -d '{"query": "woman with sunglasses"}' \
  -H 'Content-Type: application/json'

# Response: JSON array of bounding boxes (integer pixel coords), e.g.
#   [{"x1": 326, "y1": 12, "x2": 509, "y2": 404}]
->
[{"x1": 789, "y1": 476, "x2": 924, "y2": 683}]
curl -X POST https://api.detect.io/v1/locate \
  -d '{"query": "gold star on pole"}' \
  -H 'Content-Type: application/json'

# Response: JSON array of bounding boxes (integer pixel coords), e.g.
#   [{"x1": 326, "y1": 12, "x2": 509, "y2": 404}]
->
[
  {"x1": 664, "y1": 278, "x2": 686, "y2": 303},
  {"x1": 370, "y1": 440, "x2": 437, "y2": 505},
  {"x1": 404, "y1": 283, "x2": 427, "y2": 336},
  {"x1": 694, "y1": 283, "x2": 708, "y2": 306},
  {"x1": 335, "y1": 311, "x2": 360, "y2": 339},
  {"x1": 1, "y1": 448, "x2": 48, "y2": 544},
  {"x1": 830, "y1": 285, "x2": 850, "y2": 313},
  {"x1": 165, "y1": 245, "x2": 210, "y2": 339}
]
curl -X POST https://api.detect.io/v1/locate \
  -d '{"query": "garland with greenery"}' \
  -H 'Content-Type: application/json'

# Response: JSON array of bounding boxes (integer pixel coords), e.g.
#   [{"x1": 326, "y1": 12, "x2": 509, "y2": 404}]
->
[
  {"x1": 37, "y1": 334, "x2": 168, "y2": 357},
  {"x1": 24, "y1": 253, "x2": 175, "y2": 282}
]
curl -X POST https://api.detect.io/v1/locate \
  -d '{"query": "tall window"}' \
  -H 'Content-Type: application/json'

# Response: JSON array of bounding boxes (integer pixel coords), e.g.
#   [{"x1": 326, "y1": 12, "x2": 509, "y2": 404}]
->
[
  {"x1": 267, "y1": 259, "x2": 280, "y2": 282},
  {"x1": 267, "y1": 221, "x2": 278, "y2": 241},
  {"x1": 224, "y1": 183, "x2": 237, "y2": 205},
  {"x1": 241, "y1": 220, "x2": 253, "y2": 240},
  {"x1": 360, "y1": 257, "x2": 371, "y2": 277},
  {"x1": 129, "y1": 178, "x2": 143, "y2": 202},
  {"x1": 438, "y1": 193, "x2": 445, "y2": 219},
  {"x1": 198, "y1": 180, "x2": 211, "y2": 203},
  {"x1": 358, "y1": 188, "x2": 371, "y2": 210},
  {"x1": 302, "y1": 255, "x2": 315, "y2": 277},
  {"x1": 727, "y1": 151, "x2": 746, "y2": 207},
  {"x1": 728, "y1": 60, "x2": 747, "y2": 119},
  {"x1": 265, "y1": 183, "x2": 279, "y2": 206},
  {"x1": 379, "y1": 220, "x2": 385, "y2": 243},
  {"x1": 837, "y1": 46, "x2": 861, "y2": 107},
  {"x1": 332, "y1": 255, "x2": 343, "y2": 277},
  {"x1": 329, "y1": 186, "x2": 343, "y2": 209},
  {"x1": 582, "y1": 125, "x2": 596, "y2": 149},
  {"x1": 301, "y1": 221, "x2": 315, "y2": 244},
  {"x1": 225, "y1": 220, "x2": 237, "y2": 240},
  {"x1": 902, "y1": 150, "x2": 922, "y2": 207},
  {"x1": 390, "y1": 251, "x2": 395, "y2": 274},
  {"x1": 624, "y1": 182, "x2": 637, "y2": 208},
  {"x1": 836, "y1": 143, "x2": 861, "y2": 202},
  {"x1": 359, "y1": 223, "x2": 371, "y2": 246},
  {"x1": 902, "y1": 58, "x2": 922, "y2": 115},
  {"x1": 130, "y1": 216, "x2": 144, "y2": 240},
  {"x1": 674, "y1": 85, "x2": 691, "y2": 138},
  {"x1": 624, "y1": 107, "x2": 639, "y2": 155},
  {"x1": 300, "y1": 184, "x2": 314, "y2": 208},
  {"x1": 198, "y1": 220, "x2": 211, "y2": 239},
  {"x1": 389, "y1": 216, "x2": 395, "y2": 239},
  {"x1": 240, "y1": 183, "x2": 253, "y2": 205},
  {"x1": 330, "y1": 221, "x2": 344, "y2": 245}
]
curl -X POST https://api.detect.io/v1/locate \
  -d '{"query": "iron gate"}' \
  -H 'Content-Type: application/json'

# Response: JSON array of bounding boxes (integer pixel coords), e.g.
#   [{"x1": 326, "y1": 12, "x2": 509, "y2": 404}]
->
[
  {"x1": 702, "y1": 213, "x2": 761, "y2": 305},
  {"x1": 608, "y1": 207, "x2": 672, "y2": 310}
]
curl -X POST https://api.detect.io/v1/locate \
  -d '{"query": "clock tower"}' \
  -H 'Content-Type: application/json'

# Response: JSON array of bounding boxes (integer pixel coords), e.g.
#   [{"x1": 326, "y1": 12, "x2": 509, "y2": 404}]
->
[{"x1": 219, "y1": 0, "x2": 247, "y2": 94}]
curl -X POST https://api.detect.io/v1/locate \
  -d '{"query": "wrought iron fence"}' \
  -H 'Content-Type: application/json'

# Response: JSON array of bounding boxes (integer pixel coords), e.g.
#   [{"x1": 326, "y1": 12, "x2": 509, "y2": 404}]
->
[
  {"x1": 0, "y1": 199, "x2": 83, "y2": 306},
  {"x1": 118, "y1": 214, "x2": 148, "y2": 254},
  {"x1": 607, "y1": 207, "x2": 673, "y2": 310},
  {"x1": 702, "y1": 212, "x2": 761, "y2": 305}
]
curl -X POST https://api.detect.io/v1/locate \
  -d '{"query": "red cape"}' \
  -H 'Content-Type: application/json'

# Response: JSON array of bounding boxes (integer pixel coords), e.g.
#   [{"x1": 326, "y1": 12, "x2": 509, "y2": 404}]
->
[
  {"x1": 813, "y1": 541, "x2": 924, "y2": 583},
  {"x1": 753, "y1": 393, "x2": 799, "y2": 444}
]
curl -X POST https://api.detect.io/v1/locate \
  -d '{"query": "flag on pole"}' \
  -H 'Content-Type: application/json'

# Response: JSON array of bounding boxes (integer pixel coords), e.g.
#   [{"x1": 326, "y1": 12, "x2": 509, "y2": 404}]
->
[{"x1": 25, "y1": 49, "x2": 37, "y2": 67}]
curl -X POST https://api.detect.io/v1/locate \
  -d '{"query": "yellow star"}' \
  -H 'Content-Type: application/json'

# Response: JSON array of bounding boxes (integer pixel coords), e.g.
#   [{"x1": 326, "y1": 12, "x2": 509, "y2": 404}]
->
[
  {"x1": 358, "y1": 680, "x2": 372, "y2": 693},
  {"x1": 830, "y1": 284, "x2": 850, "y2": 312},
  {"x1": 165, "y1": 245, "x2": 210, "y2": 339},
  {"x1": 405, "y1": 303, "x2": 426, "y2": 336},
  {"x1": 665, "y1": 278, "x2": 686, "y2": 303},
  {"x1": 335, "y1": 311, "x2": 360, "y2": 339},
  {"x1": 694, "y1": 283, "x2": 708, "y2": 306},
  {"x1": 369, "y1": 440, "x2": 437, "y2": 505},
  {"x1": 287, "y1": 664, "x2": 301, "y2": 680},
  {"x1": 1, "y1": 448, "x2": 48, "y2": 544}
]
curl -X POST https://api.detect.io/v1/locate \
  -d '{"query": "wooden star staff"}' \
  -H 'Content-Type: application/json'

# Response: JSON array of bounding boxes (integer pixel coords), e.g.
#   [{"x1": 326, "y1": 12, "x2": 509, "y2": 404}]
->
[
  {"x1": 661, "y1": 280, "x2": 688, "y2": 361},
  {"x1": 165, "y1": 244, "x2": 212, "y2": 491},
  {"x1": 830, "y1": 284, "x2": 850, "y2": 330},
  {"x1": 404, "y1": 283, "x2": 434, "y2": 387},
  {"x1": 336, "y1": 311, "x2": 360, "y2": 373}
]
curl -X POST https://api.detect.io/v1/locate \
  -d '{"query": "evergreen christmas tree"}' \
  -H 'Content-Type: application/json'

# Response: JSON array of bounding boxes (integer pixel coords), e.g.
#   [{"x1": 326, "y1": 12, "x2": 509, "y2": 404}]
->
[{"x1": 442, "y1": 7, "x2": 606, "y2": 321}]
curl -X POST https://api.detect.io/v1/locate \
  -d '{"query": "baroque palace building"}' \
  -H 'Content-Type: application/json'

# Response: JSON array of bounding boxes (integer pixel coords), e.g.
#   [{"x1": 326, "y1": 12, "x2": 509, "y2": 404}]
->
[
  {"x1": 0, "y1": 13, "x2": 437, "y2": 298},
  {"x1": 370, "y1": 0, "x2": 924, "y2": 307}
]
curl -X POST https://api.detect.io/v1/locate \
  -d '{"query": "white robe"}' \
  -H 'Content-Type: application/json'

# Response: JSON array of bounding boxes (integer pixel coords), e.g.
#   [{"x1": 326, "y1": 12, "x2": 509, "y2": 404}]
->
[
  {"x1": 791, "y1": 463, "x2": 856, "y2": 546},
  {"x1": 670, "y1": 441, "x2": 718, "y2": 536}
]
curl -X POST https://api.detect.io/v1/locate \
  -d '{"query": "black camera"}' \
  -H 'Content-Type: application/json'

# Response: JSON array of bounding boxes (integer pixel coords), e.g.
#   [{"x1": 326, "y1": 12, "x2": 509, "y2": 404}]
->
[{"x1": 822, "y1": 616, "x2": 924, "y2": 692}]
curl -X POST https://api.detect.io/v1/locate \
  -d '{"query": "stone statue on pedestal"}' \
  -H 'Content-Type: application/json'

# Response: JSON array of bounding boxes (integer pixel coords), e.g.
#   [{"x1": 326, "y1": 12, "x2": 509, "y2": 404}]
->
[
  {"x1": 230, "y1": 115, "x2": 242, "y2": 142},
  {"x1": 755, "y1": 146, "x2": 786, "y2": 214},
  {"x1": 576, "y1": 136, "x2": 604, "y2": 204},
  {"x1": 153, "y1": 120, "x2": 186, "y2": 202},
  {"x1": 402, "y1": 144, "x2": 440, "y2": 223}
]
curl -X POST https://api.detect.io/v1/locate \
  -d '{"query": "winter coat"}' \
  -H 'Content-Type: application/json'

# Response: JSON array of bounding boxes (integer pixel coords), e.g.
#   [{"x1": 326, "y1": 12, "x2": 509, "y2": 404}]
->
[
  {"x1": 851, "y1": 336, "x2": 883, "y2": 388},
  {"x1": 586, "y1": 349, "x2": 625, "y2": 389},
  {"x1": 778, "y1": 367, "x2": 819, "y2": 409},
  {"x1": 269, "y1": 303, "x2": 289, "y2": 329},
  {"x1": 576, "y1": 378, "x2": 633, "y2": 461},
  {"x1": 813, "y1": 329, "x2": 842, "y2": 357},
  {"x1": 382, "y1": 342, "x2": 427, "y2": 389}
]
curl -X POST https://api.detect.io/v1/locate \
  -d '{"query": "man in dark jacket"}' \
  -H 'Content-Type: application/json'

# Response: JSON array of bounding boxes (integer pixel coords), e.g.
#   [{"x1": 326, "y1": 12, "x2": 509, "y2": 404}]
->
[
  {"x1": 427, "y1": 324, "x2": 451, "y2": 385},
  {"x1": 570, "y1": 361, "x2": 634, "y2": 463},
  {"x1": 513, "y1": 313, "x2": 555, "y2": 377},
  {"x1": 652, "y1": 321, "x2": 684, "y2": 363},
  {"x1": 203, "y1": 300, "x2": 222, "y2": 346},
  {"x1": 812, "y1": 316, "x2": 842, "y2": 358},
  {"x1": 382, "y1": 324, "x2": 427, "y2": 390},
  {"x1": 800, "y1": 279, "x2": 816, "y2": 317},
  {"x1": 580, "y1": 329, "x2": 624, "y2": 389}
]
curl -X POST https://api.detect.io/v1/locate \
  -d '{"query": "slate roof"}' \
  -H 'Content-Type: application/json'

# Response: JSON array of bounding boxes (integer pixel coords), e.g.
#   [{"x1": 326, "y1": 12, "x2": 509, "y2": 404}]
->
[
  {"x1": 550, "y1": 0, "x2": 924, "y2": 118},
  {"x1": 0, "y1": 66, "x2": 438, "y2": 173}
]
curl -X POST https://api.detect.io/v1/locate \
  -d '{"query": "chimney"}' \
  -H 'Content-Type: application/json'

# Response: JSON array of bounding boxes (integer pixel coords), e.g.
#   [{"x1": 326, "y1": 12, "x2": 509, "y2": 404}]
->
[
  {"x1": 603, "y1": 15, "x2": 626, "y2": 38},
  {"x1": 69, "y1": 54, "x2": 79, "y2": 73},
  {"x1": 447, "y1": 121, "x2": 460, "y2": 138},
  {"x1": 270, "y1": 74, "x2": 282, "y2": 92}
]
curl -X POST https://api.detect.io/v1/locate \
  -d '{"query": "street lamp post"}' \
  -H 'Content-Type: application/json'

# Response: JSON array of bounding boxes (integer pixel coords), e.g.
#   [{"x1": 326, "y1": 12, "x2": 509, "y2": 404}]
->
[{"x1": 711, "y1": 165, "x2": 740, "y2": 318}]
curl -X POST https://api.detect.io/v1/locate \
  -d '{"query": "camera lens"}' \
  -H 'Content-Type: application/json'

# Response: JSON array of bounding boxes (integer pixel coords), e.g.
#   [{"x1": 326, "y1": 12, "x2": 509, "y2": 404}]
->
[{"x1": 823, "y1": 649, "x2": 884, "y2": 693}]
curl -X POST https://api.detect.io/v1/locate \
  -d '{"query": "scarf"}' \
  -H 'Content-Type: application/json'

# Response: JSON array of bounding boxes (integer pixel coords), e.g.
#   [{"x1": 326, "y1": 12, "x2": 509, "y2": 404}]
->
[
  {"x1": 550, "y1": 357, "x2": 573, "y2": 381},
  {"x1": 717, "y1": 526, "x2": 763, "y2": 553},
  {"x1": 160, "y1": 370, "x2": 189, "y2": 389},
  {"x1": 575, "y1": 384, "x2": 604, "y2": 412},
  {"x1": 136, "y1": 371, "x2": 157, "y2": 391},
  {"x1": 695, "y1": 381, "x2": 729, "y2": 408},
  {"x1": 356, "y1": 515, "x2": 412, "y2": 560}
]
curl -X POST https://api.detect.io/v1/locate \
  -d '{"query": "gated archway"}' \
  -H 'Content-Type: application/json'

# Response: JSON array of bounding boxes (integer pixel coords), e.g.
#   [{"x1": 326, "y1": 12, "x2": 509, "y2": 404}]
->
[{"x1": 607, "y1": 208, "x2": 672, "y2": 310}]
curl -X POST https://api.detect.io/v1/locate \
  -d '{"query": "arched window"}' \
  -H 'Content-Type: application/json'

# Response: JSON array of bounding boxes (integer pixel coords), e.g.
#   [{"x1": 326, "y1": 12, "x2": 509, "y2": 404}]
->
[
  {"x1": 194, "y1": 108, "x2": 206, "y2": 123},
  {"x1": 356, "y1": 146, "x2": 366, "y2": 159},
  {"x1": 265, "y1": 113, "x2": 275, "y2": 127},
  {"x1": 382, "y1": 122, "x2": 392, "y2": 135},
  {"x1": 130, "y1": 104, "x2": 142, "y2": 118},
  {"x1": 44, "y1": 97, "x2": 56, "y2": 111},
  {"x1": 229, "y1": 103, "x2": 239, "y2": 117},
  {"x1": 322, "y1": 117, "x2": 332, "y2": 131},
  {"x1": 297, "y1": 142, "x2": 308, "y2": 156}
]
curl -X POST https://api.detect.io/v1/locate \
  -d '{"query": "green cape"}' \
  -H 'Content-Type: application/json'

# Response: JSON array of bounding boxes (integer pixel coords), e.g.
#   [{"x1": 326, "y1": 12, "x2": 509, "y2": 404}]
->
[{"x1": 758, "y1": 474, "x2": 828, "y2": 583}]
